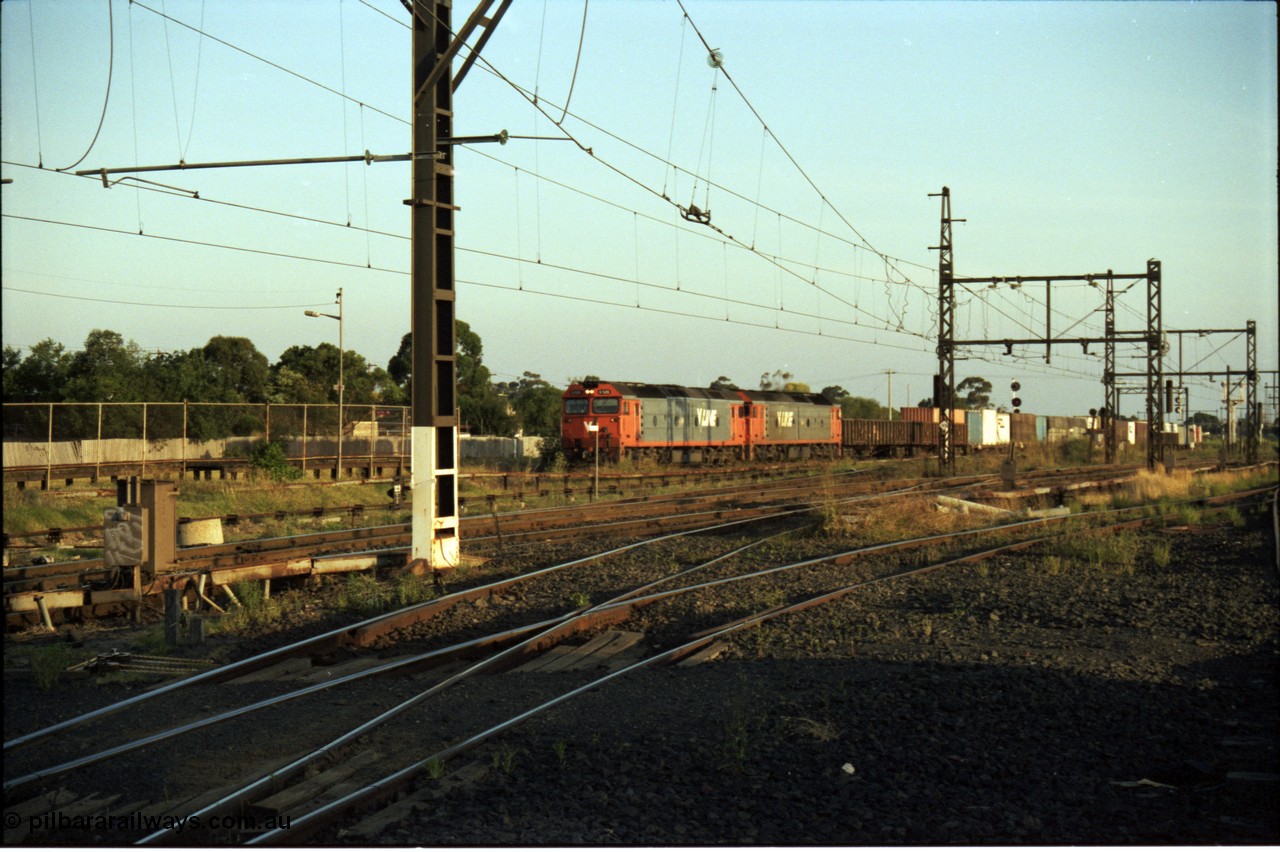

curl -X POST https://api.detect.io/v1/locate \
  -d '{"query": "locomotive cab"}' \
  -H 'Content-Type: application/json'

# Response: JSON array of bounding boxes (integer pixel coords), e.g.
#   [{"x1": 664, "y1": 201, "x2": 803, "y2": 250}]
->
[{"x1": 562, "y1": 383, "x2": 628, "y2": 461}]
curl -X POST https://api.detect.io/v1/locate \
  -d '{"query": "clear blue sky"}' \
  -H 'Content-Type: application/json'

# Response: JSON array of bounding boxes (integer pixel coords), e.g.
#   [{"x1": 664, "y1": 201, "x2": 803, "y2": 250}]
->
[{"x1": 2, "y1": 0, "x2": 1276, "y2": 420}]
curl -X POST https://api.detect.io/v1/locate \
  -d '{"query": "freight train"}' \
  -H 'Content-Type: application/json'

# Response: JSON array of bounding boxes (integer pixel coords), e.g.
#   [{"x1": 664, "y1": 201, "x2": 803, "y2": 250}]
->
[
  {"x1": 562, "y1": 381, "x2": 1180, "y2": 463},
  {"x1": 561, "y1": 381, "x2": 840, "y2": 463}
]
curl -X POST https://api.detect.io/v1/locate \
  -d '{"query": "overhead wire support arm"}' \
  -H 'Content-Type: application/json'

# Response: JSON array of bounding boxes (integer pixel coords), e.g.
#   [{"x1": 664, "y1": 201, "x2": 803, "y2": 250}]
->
[{"x1": 73, "y1": 135, "x2": 515, "y2": 187}]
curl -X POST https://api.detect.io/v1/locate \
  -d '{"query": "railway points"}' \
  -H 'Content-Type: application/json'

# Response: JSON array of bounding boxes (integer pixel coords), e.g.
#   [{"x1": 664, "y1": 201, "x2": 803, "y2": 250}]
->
[{"x1": 3, "y1": 455, "x2": 1276, "y2": 844}]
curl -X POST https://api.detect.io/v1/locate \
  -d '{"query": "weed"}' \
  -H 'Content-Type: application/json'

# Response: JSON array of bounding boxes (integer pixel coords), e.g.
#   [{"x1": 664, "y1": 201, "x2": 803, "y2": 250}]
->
[
  {"x1": 754, "y1": 624, "x2": 773, "y2": 659},
  {"x1": 814, "y1": 480, "x2": 848, "y2": 536},
  {"x1": 552, "y1": 740, "x2": 568, "y2": 765},
  {"x1": 491, "y1": 741, "x2": 520, "y2": 775},
  {"x1": 1042, "y1": 530, "x2": 1142, "y2": 576},
  {"x1": 568, "y1": 591, "x2": 591, "y2": 609},
  {"x1": 425, "y1": 757, "x2": 447, "y2": 780},
  {"x1": 248, "y1": 440, "x2": 303, "y2": 482},
  {"x1": 395, "y1": 573, "x2": 436, "y2": 607},
  {"x1": 232, "y1": 580, "x2": 265, "y2": 610},
  {"x1": 785, "y1": 715, "x2": 841, "y2": 742},
  {"x1": 920, "y1": 616, "x2": 934, "y2": 640},
  {"x1": 339, "y1": 573, "x2": 388, "y2": 615},
  {"x1": 1175, "y1": 505, "x2": 1202, "y2": 526},
  {"x1": 1150, "y1": 540, "x2": 1173, "y2": 568},
  {"x1": 718, "y1": 713, "x2": 754, "y2": 771},
  {"x1": 30, "y1": 644, "x2": 80, "y2": 690},
  {"x1": 131, "y1": 626, "x2": 174, "y2": 655},
  {"x1": 1222, "y1": 507, "x2": 1245, "y2": 528}
]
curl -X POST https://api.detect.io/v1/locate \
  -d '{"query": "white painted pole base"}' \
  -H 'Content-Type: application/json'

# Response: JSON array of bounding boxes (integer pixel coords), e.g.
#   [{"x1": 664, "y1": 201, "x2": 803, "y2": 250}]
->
[{"x1": 411, "y1": 425, "x2": 460, "y2": 570}]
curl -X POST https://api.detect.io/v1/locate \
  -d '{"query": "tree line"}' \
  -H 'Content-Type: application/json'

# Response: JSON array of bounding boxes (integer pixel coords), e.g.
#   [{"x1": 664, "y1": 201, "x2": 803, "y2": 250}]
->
[
  {"x1": 4, "y1": 326, "x2": 973, "y2": 441},
  {"x1": 2, "y1": 324, "x2": 565, "y2": 442}
]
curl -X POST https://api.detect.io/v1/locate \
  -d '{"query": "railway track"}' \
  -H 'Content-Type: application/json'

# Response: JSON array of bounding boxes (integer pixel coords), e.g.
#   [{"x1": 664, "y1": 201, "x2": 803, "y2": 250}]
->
[
  {"x1": 4, "y1": 481, "x2": 1272, "y2": 844},
  {"x1": 5, "y1": 461, "x2": 1185, "y2": 628},
  {"x1": 5, "y1": 466, "x2": 982, "y2": 623}
]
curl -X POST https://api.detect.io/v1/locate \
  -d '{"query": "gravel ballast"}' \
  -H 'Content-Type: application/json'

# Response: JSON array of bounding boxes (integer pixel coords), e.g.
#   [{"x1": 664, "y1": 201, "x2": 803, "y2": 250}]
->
[{"x1": 4, "y1": 510, "x2": 1277, "y2": 846}]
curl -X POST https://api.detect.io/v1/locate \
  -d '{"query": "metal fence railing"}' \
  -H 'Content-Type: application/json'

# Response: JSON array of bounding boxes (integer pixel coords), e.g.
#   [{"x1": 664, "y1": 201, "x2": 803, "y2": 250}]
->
[{"x1": 2, "y1": 402, "x2": 411, "y2": 482}]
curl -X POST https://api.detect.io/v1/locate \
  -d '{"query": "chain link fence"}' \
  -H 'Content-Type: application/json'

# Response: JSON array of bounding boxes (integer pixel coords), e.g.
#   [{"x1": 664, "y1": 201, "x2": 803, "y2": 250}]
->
[{"x1": 2, "y1": 403, "x2": 411, "y2": 482}]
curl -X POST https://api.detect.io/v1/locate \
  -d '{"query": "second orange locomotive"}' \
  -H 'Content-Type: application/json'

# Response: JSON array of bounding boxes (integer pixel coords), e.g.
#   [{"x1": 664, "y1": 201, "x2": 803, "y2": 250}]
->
[{"x1": 561, "y1": 380, "x2": 841, "y2": 464}]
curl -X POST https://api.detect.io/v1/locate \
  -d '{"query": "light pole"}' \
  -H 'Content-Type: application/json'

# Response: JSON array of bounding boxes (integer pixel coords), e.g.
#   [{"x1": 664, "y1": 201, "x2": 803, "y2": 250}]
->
[{"x1": 305, "y1": 288, "x2": 343, "y2": 479}]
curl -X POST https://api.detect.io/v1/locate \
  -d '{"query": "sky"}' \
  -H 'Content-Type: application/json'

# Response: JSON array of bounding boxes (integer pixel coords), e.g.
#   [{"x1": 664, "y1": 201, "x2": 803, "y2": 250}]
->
[{"x1": 2, "y1": 0, "x2": 1276, "y2": 421}]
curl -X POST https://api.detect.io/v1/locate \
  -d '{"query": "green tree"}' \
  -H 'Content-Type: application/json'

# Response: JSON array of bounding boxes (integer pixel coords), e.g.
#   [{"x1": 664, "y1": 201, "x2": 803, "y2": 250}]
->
[
  {"x1": 271, "y1": 343, "x2": 343, "y2": 404},
  {"x1": 388, "y1": 332, "x2": 412, "y2": 397},
  {"x1": 1188, "y1": 411, "x2": 1223, "y2": 436},
  {"x1": 201, "y1": 336, "x2": 270, "y2": 402},
  {"x1": 64, "y1": 330, "x2": 144, "y2": 402},
  {"x1": 820, "y1": 385, "x2": 849, "y2": 401},
  {"x1": 456, "y1": 322, "x2": 514, "y2": 435},
  {"x1": 710, "y1": 376, "x2": 738, "y2": 390},
  {"x1": 760, "y1": 370, "x2": 793, "y2": 391},
  {"x1": 500, "y1": 372, "x2": 564, "y2": 437},
  {"x1": 956, "y1": 376, "x2": 992, "y2": 409},
  {"x1": 3, "y1": 339, "x2": 72, "y2": 402},
  {"x1": 387, "y1": 323, "x2": 504, "y2": 423},
  {"x1": 840, "y1": 396, "x2": 890, "y2": 419}
]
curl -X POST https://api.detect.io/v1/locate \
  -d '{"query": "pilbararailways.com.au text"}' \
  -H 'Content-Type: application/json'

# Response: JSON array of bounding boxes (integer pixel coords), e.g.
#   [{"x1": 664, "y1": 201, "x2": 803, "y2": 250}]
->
[{"x1": 13, "y1": 810, "x2": 291, "y2": 835}]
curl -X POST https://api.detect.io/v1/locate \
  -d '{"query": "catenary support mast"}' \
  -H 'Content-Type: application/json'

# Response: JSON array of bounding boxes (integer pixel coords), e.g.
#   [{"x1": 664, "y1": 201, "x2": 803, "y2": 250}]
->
[{"x1": 409, "y1": 0, "x2": 510, "y2": 570}]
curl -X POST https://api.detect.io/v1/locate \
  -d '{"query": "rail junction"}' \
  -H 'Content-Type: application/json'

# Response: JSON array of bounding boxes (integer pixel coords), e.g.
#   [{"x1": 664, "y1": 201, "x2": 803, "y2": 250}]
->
[{"x1": 3, "y1": 458, "x2": 1276, "y2": 844}]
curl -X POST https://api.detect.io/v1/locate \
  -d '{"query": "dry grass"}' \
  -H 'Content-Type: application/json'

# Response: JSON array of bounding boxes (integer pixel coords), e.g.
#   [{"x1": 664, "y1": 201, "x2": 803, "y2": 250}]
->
[{"x1": 846, "y1": 495, "x2": 989, "y2": 545}]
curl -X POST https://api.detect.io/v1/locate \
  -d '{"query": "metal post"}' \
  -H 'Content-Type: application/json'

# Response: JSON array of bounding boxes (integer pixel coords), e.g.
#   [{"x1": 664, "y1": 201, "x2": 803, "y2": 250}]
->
[
  {"x1": 411, "y1": 0, "x2": 461, "y2": 571},
  {"x1": 594, "y1": 424, "x2": 600, "y2": 501},
  {"x1": 46, "y1": 402, "x2": 53, "y2": 489},
  {"x1": 304, "y1": 290, "x2": 344, "y2": 479},
  {"x1": 1144, "y1": 259, "x2": 1163, "y2": 471},
  {"x1": 929, "y1": 187, "x2": 962, "y2": 474},
  {"x1": 182, "y1": 401, "x2": 188, "y2": 480},
  {"x1": 1245, "y1": 320, "x2": 1258, "y2": 464},
  {"x1": 96, "y1": 402, "x2": 103, "y2": 482},
  {"x1": 338, "y1": 288, "x2": 344, "y2": 480},
  {"x1": 302, "y1": 405, "x2": 309, "y2": 477},
  {"x1": 141, "y1": 403, "x2": 148, "y2": 479},
  {"x1": 1103, "y1": 272, "x2": 1116, "y2": 464}
]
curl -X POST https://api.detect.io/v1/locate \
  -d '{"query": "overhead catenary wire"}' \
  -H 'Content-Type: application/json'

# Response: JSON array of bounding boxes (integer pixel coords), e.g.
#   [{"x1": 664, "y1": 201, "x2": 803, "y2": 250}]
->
[
  {"x1": 7, "y1": 4, "x2": 1177, "y2": 395},
  {"x1": 123, "y1": 0, "x2": 938, "y2": 290},
  {"x1": 558, "y1": 0, "x2": 590, "y2": 124},
  {"x1": 25, "y1": 1, "x2": 45, "y2": 167},
  {"x1": 130, "y1": 0, "x2": 408, "y2": 129},
  {"x1": 674, "y1": 0, "x2": 921, "y2": 291},
  {"x1": 56, "y1": 0, "x2": 114, "y2": 173},
  {"x1": 2, "y1": 286, "x2": 328, "y2": 311}
]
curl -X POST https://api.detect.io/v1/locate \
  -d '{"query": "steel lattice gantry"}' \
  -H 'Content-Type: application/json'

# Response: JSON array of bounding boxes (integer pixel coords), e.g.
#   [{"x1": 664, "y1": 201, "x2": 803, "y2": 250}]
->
[
  {"x1": 1117, "y1": 320, "x2": 1260, "y2": 464},
  {"x1": 931, "y1": 190, "x2": 1166, "y2": 471}
]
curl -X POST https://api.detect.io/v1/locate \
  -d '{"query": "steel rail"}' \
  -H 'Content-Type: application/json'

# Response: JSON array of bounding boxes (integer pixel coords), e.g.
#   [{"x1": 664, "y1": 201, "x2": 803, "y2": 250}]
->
[
  {"x1": 133, "y1": 486, "x2": 1180, "y2": 844},
  {"x1": 3, "y1": 497, "x2": 833, "y2": 755},
  {"x1": 5, "y1": 527, "x2": 800, "y2": 795},
  {"x1": 248, "y1": 486, "x2": 1279, "y2": 844},
  {"x1": 2, "y1": 468, "x2": 940, "y2": 599}
]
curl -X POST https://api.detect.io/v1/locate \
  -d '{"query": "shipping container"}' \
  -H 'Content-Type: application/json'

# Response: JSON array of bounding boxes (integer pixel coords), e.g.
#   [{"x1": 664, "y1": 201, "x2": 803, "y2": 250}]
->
[
  {"x1": 1010, "y1": 412, "x2": 1038, "y2": 445},
  {"x1": 899, "y1": 407, "x2": 966, "y2": 425}
]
